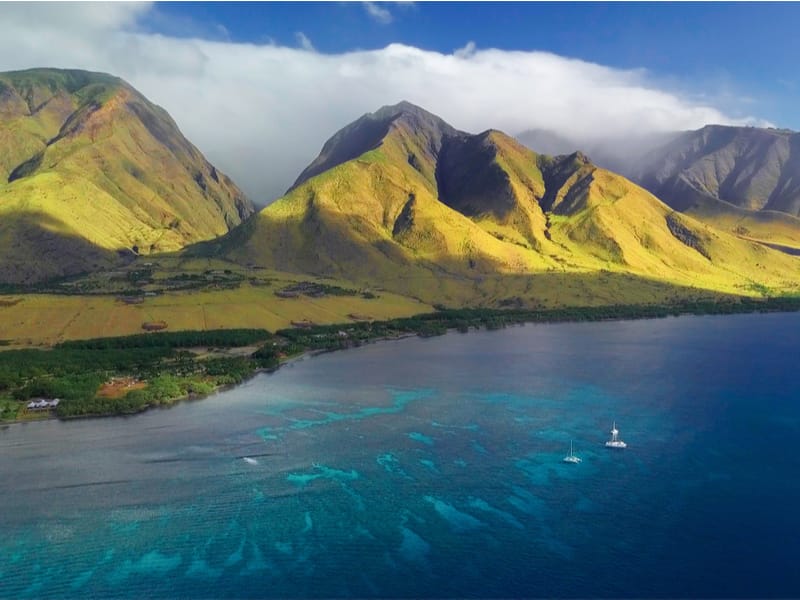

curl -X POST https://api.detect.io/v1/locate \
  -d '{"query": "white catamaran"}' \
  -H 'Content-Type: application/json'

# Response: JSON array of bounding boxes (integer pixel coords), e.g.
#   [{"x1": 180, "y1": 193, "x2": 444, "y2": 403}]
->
[
  {"x1": 605, "y1": 422, "x2": 627, "y2": 449},
  {"x1": 563, "y1": 440, "x2": 582, "y2": 463}
]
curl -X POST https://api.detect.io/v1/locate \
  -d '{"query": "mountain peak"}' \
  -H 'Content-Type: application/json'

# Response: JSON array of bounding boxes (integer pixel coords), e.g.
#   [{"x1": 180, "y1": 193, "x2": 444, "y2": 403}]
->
[
  {"x1": 372, "y1": 100, "x2": 439, "y2": 121},
  {"x1": 371, "y1": 100, "x2": 459, "y2": 136},
  {"x1": 291, "y1": 101, "x2": 462, "y2": 190}
]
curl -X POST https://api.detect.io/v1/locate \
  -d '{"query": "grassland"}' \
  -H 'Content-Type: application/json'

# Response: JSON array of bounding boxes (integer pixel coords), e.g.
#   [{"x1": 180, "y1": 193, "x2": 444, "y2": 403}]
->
[
  {"x1": 683, "y1": 198, "x2": 800, "y2": 251},
  {"x1": 0, "y1": 249, "x2": 767, "y2": 349},
  {"x1": 6, "y1": 240, "x2": 799, "y2": 349},
  {"x1": 0, "y1": 257, "x2": 430, "y2": 347}
]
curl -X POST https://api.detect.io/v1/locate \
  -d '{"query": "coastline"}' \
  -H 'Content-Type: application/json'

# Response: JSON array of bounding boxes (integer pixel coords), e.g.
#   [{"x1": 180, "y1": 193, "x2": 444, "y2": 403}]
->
[
  {"x1": 2, "y1": 300, "x2": 799, "y2": 425},
  {"x1": 0, "y1": 332, "x2": 419, "y2": 426}
]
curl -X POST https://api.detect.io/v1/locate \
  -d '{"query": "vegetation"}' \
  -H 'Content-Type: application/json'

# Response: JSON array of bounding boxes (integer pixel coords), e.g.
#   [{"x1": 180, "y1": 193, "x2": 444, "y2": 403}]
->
[
  {"x1": 275, "y1": 281, "x2": 359, "y2": 298},
  {"x1": 57, "y1": 328, "x2": 271, "y2": 350},
  {"x1": 0, "y1": 329, "x2": 274, "y2": 420},
  {"x1": 274, "y1": 296, "x2": 800, "y2": 352},
  {"x1": 0, "y1": 265, "x2": 248, "y2": 296},
  {"x1": 0, "y1": 395, "x2": 21, "y2": 421}
]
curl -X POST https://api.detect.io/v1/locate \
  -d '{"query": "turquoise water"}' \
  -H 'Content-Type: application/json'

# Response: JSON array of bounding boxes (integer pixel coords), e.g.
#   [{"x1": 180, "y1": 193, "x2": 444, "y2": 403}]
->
[{"x1": 1, "y1": 313, "x2": 799, "y2": 597}]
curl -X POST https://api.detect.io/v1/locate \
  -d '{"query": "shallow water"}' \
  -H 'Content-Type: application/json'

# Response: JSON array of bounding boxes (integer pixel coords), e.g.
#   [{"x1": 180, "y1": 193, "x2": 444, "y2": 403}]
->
[{"x1": 2, "y1": 312, "x2": 799, "y2": 598}]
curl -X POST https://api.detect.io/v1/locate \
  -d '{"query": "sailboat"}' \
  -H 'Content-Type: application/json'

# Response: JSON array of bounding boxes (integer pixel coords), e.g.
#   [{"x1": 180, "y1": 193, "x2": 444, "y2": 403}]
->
[
  {"x1": 605, "y1": 421, "x2": 627, "y2": 449},
  {"x1": 563, "y1": 440, "x2": 582, "y2": 463}
]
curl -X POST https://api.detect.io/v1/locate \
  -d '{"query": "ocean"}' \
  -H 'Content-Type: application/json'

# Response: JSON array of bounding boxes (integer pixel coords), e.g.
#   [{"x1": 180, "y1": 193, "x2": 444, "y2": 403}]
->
[{"x1": 1, "y1": 312, "x2": 799, "y2": 598}]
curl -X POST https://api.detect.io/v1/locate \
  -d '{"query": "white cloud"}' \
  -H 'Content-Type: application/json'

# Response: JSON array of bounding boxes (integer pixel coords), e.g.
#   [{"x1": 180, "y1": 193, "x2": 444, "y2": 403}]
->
[
  {"x1": 454, "y1": 41, "x2": 477, "y2": 59},
  {"x1": 294, "y1": 31, "x2": 317, "y2": 52},
  {"x1": 0, "y1": 3, "x2": 770, "y2": 205},
  {"x1": 0, "y1": 1, "x2": 151, "y2": 31},
  {"x1": 363, "y1": 2, "x2": 393, "y2": 24},
  {"x1": 295, "y1": 31, "x2": 315, "y2": 52}
]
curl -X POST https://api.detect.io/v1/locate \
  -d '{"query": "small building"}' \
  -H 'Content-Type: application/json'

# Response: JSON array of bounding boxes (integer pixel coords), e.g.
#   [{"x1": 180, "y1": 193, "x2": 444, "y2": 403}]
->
[{"x1": 27, "y1": 398, "x2": 60, "y2": 410}]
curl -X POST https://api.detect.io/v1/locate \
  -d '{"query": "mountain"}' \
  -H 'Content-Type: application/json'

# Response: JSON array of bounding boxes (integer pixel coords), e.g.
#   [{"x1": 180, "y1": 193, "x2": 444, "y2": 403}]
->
[
  {"x1": 198, "y1": 102, "x2": 800, "y2": 306},
  {"x1": 0, "y1": 68, "x2": 254, "y2": 283},
  {"x1": 634, "y1": 125, "x2": 800, "y2": 249}
]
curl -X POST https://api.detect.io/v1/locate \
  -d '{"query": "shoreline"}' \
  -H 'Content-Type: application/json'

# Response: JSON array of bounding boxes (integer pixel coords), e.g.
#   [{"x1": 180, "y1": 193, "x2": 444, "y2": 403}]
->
[
  {"x1": 2, "y1": 301, "x2": 799, "y2": 425},
  {"x1": 0, "y1": 333, "x2": 419, "y2": 426}
]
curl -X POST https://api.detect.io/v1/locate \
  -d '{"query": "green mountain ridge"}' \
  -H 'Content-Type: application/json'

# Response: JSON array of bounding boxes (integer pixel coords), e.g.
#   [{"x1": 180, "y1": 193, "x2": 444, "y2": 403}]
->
[
  {"x1": 0, "y1": 68, "x2": 254, "y2": 283},
  {"x1": 197, "y1": 102, "x2": 800, "y2": 307}
]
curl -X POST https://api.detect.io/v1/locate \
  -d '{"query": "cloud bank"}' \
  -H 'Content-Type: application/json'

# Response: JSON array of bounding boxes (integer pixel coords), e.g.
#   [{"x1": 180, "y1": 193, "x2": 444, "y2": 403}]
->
[{"x1": 0, "y1": 3, "x2": 768, "y2": 204}]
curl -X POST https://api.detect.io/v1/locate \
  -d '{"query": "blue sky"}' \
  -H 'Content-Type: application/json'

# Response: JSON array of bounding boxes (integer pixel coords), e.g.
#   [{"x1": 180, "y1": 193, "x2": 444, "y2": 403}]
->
[
  {"x1": 1, "y1": 2, "x2": 794, "y2": 202},
  {"x1": 146, "y1": 2, "x2": 799, "y2": 129}
]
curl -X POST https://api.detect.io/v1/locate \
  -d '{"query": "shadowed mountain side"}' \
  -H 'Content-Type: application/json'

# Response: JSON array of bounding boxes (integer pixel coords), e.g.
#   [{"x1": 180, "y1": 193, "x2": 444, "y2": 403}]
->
[
  {"x1": 0, "y1": 211, "x2": 120, "y2": 284},
  {"x1": 436, "y1": 131, "x2": 552, "y2": 250},
  {"x1": 631, "y1": 125, "x2": 800, "y2": 249},
  {"x1": 191, "y1": 102, "x2": 800, "y2": 304},
  {"x1": 637, "y1": 125, "x2": 800, "y2": 216},
  {"x1": 0, "y1": 68, "x2": 254, "y2": 283}
]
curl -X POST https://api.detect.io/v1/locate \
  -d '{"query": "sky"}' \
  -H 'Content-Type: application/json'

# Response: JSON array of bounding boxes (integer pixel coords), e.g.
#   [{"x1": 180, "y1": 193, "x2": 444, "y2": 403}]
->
[{"x1": 0, "y1": 2, "x2": 797, "y2": 204}]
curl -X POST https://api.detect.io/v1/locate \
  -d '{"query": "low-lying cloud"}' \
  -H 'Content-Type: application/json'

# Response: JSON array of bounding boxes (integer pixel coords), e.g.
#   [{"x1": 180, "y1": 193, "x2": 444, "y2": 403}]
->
[{"x1": 0, "y1": 3, "x2": 769, "y2": 205}]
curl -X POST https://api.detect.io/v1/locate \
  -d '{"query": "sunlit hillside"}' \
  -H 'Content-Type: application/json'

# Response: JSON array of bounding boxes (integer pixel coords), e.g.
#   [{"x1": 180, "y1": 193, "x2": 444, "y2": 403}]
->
[
  {"x1": 197, "y1": 102, "x2": 800, "y2": 306},
  {"x1": 0, "y1": 68, "x2": 254, "y2": 283}
]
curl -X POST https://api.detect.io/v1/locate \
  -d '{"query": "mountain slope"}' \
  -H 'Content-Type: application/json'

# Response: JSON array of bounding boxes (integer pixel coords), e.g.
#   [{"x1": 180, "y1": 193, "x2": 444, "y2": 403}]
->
[
  {"x1": 197, "y1": 103, "x2": 800, "y2": 306},
  {"x1": 0, "y1": 68, "x2": 254, "y2": 283},
  {"x1": 635, "y1": 125, "x2": 800, "y2": 249}
]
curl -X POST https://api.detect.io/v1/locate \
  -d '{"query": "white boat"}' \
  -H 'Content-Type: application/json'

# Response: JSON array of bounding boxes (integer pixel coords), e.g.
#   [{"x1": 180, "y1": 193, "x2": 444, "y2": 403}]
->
[
  {"x1": 563, "y1": 440, "x2": 582, "y2": 463},
  {"x1": 605, "y1": 421, "x2": 627, "y2": 449}
]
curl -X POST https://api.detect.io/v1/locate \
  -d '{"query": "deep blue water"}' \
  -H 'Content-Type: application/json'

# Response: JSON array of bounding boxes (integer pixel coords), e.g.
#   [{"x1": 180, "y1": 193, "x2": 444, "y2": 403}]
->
[{"x1": 2, "y1": 313, "x2": 800, "y2": 598}]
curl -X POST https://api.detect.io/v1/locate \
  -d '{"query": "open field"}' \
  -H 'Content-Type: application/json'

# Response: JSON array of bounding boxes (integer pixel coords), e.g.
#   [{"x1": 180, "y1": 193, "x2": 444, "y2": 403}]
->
[
  {"x1": 0, "y1": 285, "x2": 430, "y2": 347},
  {"x1": 2, "y1": 250, "x2": 798, "y2": 349},
  {"x1": 0, "y1": 258, "x2": 431, "y2": 347}
]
